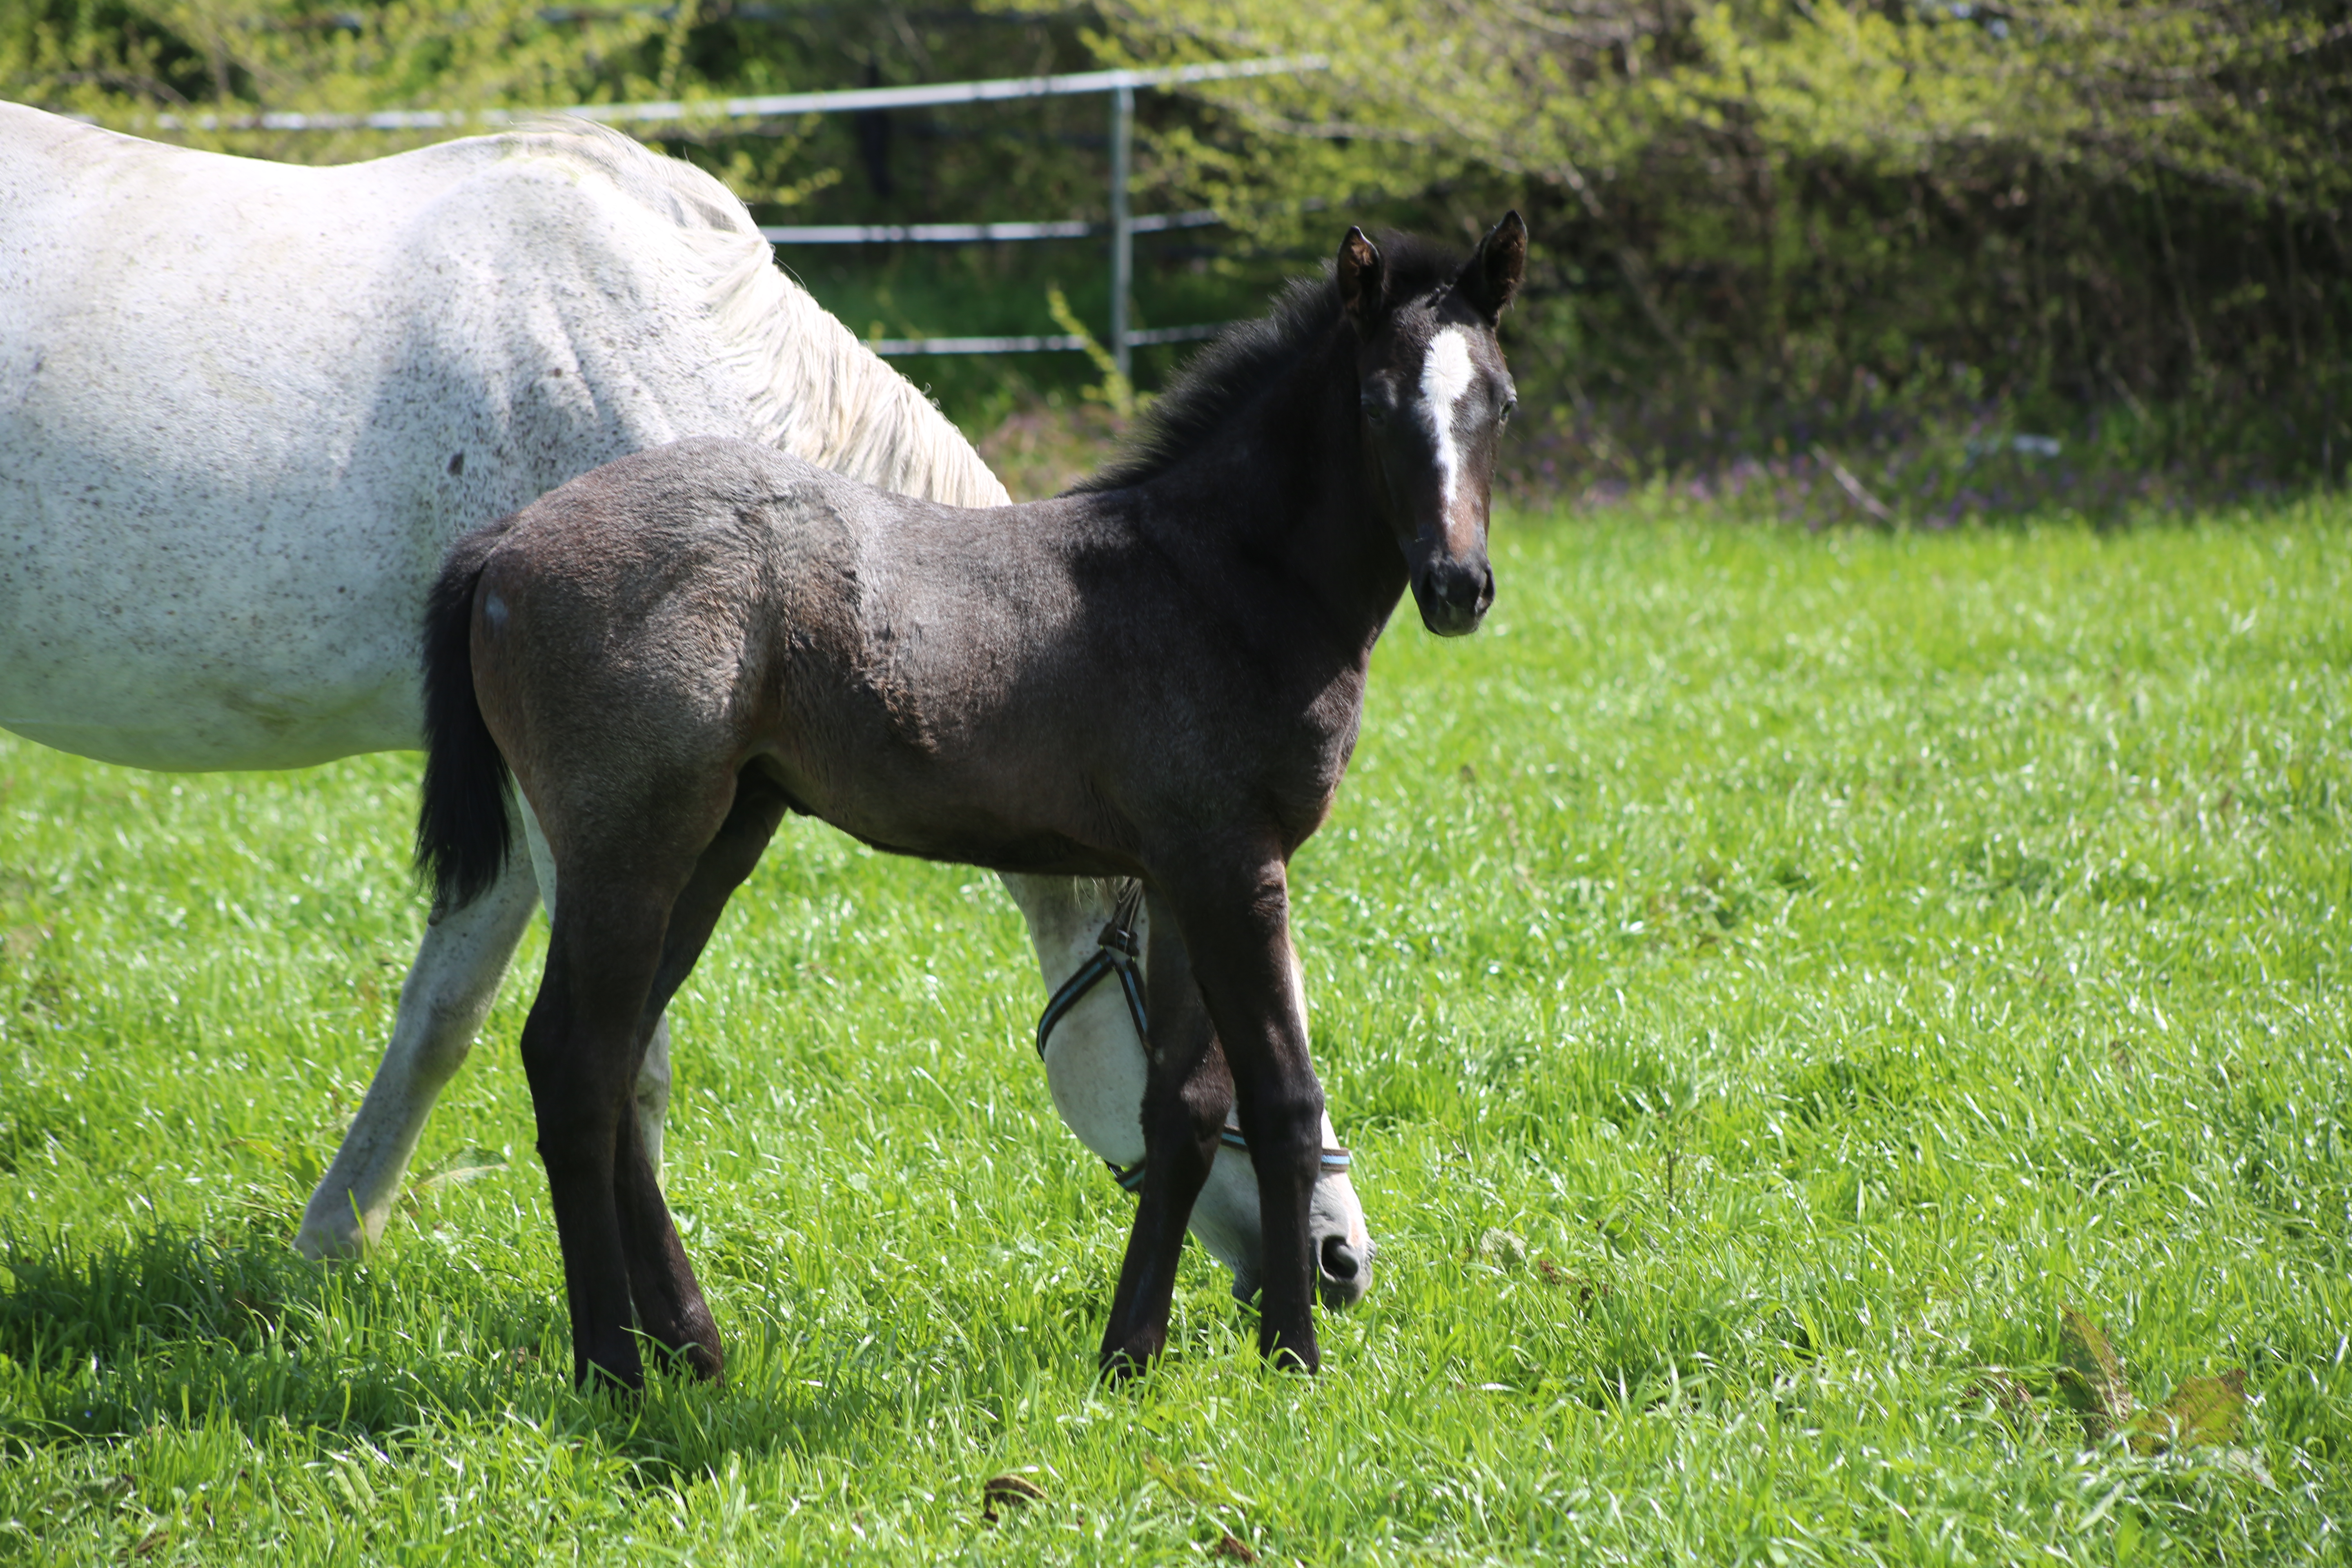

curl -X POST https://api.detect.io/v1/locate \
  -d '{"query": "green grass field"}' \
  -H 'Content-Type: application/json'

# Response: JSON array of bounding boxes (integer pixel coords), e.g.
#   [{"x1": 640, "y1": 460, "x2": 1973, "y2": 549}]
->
[{"x1": 2, "y1": 497, "x2": 2348, "y2": 1564}]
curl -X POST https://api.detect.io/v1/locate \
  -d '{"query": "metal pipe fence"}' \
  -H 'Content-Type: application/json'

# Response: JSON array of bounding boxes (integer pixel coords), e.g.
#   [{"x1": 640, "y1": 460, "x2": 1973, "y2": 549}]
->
[
  {"x1": 107, "y1": 55, "x2": 1320, "y2": 365},
  {"x1": 867, "y1": 322, "x2": 1227, "y2": 359},
  {"x1": 757, "y1": 209, "x2": 1232, "y2": 361},
  {"x1": 128, "y1": 57, "x2": 1321, "y2": 134}
]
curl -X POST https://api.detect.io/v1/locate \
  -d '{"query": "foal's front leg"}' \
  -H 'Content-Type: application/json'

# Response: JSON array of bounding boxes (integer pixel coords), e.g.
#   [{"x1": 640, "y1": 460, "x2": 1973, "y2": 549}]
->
[
  {"x1": 1099, "y1": 891, "x2": 1232, "y2": 1376},
  {"x1": 1158, "y1": 855, "x2": 1326, "y2": 1372}
]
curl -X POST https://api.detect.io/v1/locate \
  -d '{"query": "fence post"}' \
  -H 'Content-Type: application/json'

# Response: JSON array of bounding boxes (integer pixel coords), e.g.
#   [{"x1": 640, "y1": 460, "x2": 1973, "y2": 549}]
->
[{"x1": 1109, "y1": 80, "x2": 1134, "y2": 381}]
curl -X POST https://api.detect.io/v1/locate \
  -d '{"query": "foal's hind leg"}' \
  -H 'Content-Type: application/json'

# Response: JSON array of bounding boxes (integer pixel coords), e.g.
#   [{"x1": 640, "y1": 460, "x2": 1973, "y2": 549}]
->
[
  {"x1": 520, "y1": 770, "x2": 788, "y2": 1391},
  {"x1": 519, "y1": 791, "x2": 676, "y2": 1182},
  {"x1": 520, "y1": 878, "x2": 670, "y2": 1391},
  {"x1": 607, "y1": 772, "x2": 792, "y2": 1383}
]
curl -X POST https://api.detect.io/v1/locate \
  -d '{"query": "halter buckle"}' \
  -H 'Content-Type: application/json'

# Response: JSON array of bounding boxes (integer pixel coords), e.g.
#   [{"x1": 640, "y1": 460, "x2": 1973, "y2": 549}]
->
[{"x1": 1094, "y1": 879, "x2": 1145, "y2": 959}]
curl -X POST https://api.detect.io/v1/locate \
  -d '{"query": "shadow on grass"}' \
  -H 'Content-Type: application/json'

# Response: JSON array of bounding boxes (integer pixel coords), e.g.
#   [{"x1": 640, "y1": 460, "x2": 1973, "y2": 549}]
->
[{"x1": 0, "y1": 1225, "x2": 944, "y2": 1479}]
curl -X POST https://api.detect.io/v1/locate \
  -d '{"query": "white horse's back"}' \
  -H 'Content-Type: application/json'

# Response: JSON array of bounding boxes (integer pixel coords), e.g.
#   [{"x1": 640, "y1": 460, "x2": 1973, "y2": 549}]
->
[{"x1": 0, "y1": 105, "x2": 998, "y2": 769}]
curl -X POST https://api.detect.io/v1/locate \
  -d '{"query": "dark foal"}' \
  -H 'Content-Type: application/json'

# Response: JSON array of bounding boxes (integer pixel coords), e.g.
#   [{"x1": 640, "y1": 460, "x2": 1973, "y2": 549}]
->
[{"x1": 416, "y1": 216, "x2": 1526, "y2": 1390}]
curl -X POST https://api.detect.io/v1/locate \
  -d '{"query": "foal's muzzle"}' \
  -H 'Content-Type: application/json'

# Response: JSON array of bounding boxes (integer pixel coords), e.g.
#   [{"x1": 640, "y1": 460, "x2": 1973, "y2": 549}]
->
[{"x1": 1414, "y1": 558, "x2": 1494, "y2": 637}]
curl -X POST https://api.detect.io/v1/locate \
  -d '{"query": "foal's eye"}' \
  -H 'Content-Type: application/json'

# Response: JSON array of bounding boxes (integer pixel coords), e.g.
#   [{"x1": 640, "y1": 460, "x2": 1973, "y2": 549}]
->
[{"x1": 1499, "y1": 395, "x2": 1518, "y2": 424}]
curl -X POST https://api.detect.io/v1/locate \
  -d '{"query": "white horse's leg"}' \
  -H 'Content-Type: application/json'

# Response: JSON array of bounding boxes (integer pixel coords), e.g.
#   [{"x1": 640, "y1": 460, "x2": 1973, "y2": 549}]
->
[
  {"x1": 294, "y1": 788, "x2": 673, "y2": 1260},
  {"x1": 515, "y1": 791, "x2": 670, "y2": 1177},
  {"x1": 637, "y1": 1018, "x2": 672, "y2": 1178},
  {"x1": 294, "y1": 847, "x2": 539, "y2": 1258}
]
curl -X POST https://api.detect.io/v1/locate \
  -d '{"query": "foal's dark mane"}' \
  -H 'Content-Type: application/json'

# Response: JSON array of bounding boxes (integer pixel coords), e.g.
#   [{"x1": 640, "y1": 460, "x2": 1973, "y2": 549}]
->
[{"x1": 1069, "y1": 233, "x2": 1471, "y2": 496}]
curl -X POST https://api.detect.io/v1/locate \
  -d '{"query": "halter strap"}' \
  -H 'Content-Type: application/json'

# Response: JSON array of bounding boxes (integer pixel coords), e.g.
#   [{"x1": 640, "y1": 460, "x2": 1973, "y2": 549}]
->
[{"x1": 1034, "y1": 878, "x2": 1352, "y2": 1193}]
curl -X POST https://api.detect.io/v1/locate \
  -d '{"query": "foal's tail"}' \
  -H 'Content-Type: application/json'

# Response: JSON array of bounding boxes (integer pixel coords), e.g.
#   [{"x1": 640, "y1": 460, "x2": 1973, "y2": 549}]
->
[{"x1": 415, "y1": 520, "x2": 519, "y2": 913}]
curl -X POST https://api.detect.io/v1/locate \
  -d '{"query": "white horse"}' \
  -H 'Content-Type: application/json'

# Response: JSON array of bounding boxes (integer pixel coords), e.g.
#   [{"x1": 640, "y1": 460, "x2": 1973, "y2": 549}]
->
[{"x1": 0, "y1": 102, "x2": 1371, "y2": 1308}]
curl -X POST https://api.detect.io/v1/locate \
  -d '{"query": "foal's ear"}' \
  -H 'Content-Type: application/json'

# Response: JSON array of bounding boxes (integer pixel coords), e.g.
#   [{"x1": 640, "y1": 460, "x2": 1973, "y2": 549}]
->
[
  {"x1": 1458, "y1": 211, "x2": 1528, "y2": 324},
  {"x1": 1337, "y1": 226, "x2": 1386, "y2": 331}
]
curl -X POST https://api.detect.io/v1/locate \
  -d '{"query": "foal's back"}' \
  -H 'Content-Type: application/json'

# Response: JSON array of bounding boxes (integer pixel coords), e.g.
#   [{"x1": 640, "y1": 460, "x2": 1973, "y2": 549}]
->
[{"x1": 470, "y1": 438, "x2": 1143, "y2": 876}]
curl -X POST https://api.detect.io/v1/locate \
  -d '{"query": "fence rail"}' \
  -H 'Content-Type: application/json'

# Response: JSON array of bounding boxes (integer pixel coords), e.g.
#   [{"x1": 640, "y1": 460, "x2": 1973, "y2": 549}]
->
[
  {"x1": 758, "y1": 209, "x2": 1222, "y2": 246},
  {"x1": 107, "y1": 55, "x2": 1323, "y2": 365},
  {"x1": 869, "y1": 322, "x2": 1226, "y2": 358},
  {"x1": 125, "y1": 56, "x2": 1322, "y2": 135}
]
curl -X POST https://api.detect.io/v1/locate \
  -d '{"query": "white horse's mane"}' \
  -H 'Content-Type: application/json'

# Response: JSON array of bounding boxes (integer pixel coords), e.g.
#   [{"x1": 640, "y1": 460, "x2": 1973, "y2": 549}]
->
[{"x1": 502, "y1": 119, "x2": 1009, "y2": 510}]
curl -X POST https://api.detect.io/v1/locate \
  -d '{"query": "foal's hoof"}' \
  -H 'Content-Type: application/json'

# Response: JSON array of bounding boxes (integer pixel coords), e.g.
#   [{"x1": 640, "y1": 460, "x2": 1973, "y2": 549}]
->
[
  {"x1": 1098, "y1": 1327, "x2": 1168, "y2": 1383},
  {"x1": 577, "y1": 1360, "x2": 647, "y2": 1399},
  {"x1": 1258, "y1": 1329, "x2": 1320, "y2": 1375},
  {"x1": 657, "y1": 1338, "x2": 726, "y2": 1386}
]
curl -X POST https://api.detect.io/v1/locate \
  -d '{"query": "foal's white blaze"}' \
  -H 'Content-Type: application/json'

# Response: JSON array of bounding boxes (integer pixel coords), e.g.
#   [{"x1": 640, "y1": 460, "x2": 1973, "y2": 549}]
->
[{"x1": 1418, "y1": 327, "x2": 1478, "y2": 514}]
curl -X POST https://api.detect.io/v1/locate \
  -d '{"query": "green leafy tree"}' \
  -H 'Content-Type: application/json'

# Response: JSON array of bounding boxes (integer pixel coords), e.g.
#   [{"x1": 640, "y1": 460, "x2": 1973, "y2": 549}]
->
[
  {"x1": 1097, "y1": 0, "x2": 2352, "y2": 490},
  {"x1": 1, "y1": 0, "x2": 672, "y2": 160},
  {"x1": 11, "y1": 1, "x2": 2344, "y2": 493}
]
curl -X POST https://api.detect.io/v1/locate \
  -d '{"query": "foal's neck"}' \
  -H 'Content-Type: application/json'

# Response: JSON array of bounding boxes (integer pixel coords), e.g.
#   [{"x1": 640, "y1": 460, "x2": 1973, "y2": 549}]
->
[{"x1": 1125, "y1": 332, "x2": 1405, "y2": 661}]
